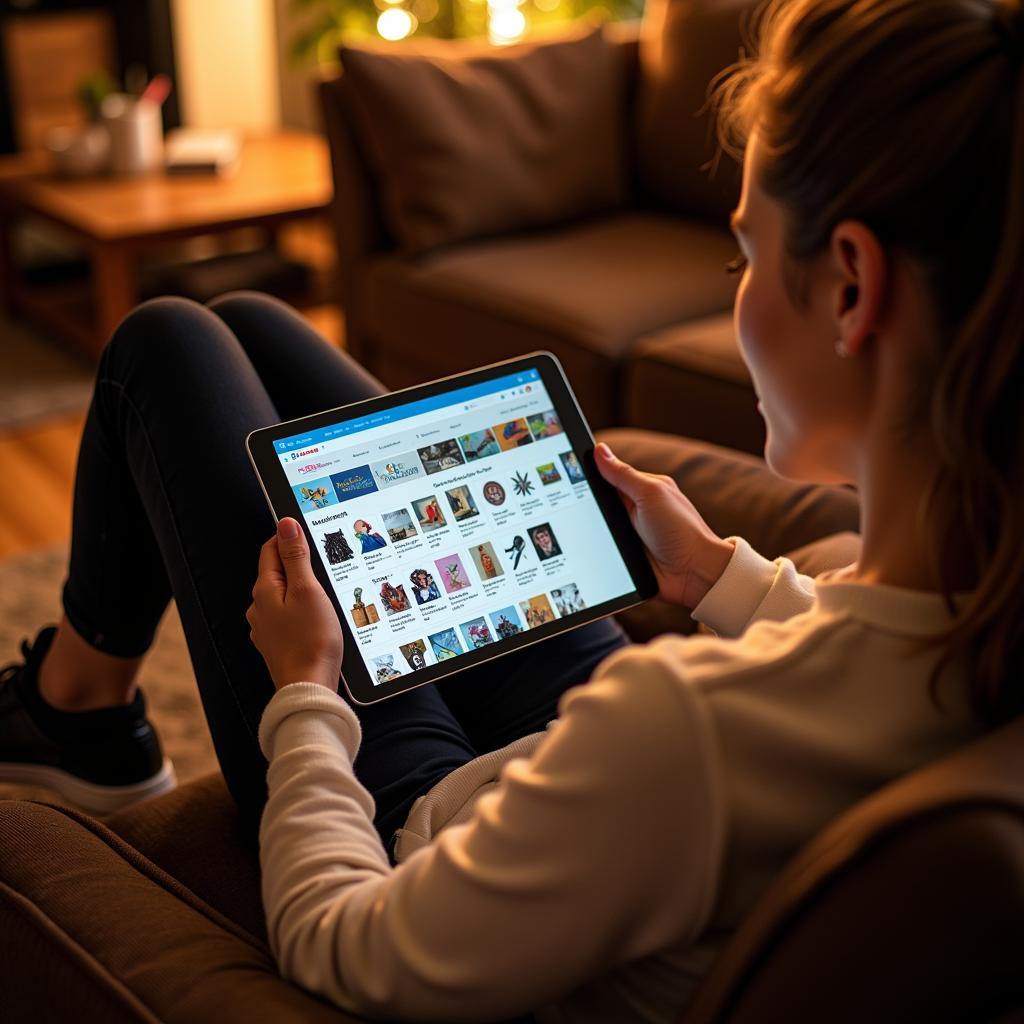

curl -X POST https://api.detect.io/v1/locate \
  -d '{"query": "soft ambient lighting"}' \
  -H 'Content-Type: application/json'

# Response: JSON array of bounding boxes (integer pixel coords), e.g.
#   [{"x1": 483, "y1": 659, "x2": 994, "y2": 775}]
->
[
  {"x1": 488, "y1": 5, "x2": 526, "y2": 43},
  {"x1": 377, "y1": 7, "x2": 416, "y2": 39}
]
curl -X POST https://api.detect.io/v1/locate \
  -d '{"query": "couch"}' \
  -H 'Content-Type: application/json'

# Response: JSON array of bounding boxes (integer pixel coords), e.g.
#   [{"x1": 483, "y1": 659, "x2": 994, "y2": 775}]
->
[
  {"x1": 318, "y1": 0, "x2": 766, "y2": 453},
  {"x1": 1, "y1": 429, "x2": 1022, "y2": 1022}
]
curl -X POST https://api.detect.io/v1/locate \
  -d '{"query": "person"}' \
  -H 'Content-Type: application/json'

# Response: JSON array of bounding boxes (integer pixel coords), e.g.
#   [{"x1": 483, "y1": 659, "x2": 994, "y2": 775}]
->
[
  {"x1": 422, "y1": 498, "x2": 442, "y2": 526},
  {"x1": 352, "y1": 519, "x2": 386, "y2": 553},
  {"x1": 409, "y1": 568, "x2": 440, "y2": 605},
  {"x1": 530, "y1": 523, "x2": 562, "y2": 560},
  {"x1": 1, "y1": 0, "x2": 1021, "y2": 1019}
]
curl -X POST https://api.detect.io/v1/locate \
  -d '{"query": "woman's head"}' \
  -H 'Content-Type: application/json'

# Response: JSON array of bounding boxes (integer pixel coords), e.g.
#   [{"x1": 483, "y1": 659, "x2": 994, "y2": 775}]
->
[{"x1": 716, "y1": 0, "x2": 1024, "y2": 718}]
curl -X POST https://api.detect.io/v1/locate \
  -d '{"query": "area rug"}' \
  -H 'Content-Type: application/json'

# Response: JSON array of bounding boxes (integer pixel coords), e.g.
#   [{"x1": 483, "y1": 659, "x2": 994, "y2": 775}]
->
[
  {"x1": 0, "y1": 313, "x2": 95, "y2": 431},
  {"x1": 0, "y1": 544, "x2": 218, "y2": 805}
]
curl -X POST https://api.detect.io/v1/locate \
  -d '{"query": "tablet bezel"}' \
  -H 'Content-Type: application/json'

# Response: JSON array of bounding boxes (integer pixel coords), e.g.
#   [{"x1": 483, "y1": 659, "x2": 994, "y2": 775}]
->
[{"x1": 247, "y1": 352, "x2": 657, "y2": 704}]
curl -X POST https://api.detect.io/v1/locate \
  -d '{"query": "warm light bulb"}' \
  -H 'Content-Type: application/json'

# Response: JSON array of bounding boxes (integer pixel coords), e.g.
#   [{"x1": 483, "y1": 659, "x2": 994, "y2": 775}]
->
[
  {"x1": 377, "y1": 7, "x2": 416, "y2": 39},
  {"x1": 489, "y1": 6, "x2": 526, "y2": 43},
  {"x1": 412, "y1": 0, "x2": 439, "y2": 21}
]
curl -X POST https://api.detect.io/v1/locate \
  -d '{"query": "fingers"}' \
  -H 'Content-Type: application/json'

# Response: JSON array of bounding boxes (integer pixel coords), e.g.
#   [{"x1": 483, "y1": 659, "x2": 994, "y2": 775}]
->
[
  {"x1": 258, "y1": 534, "x2": 284, "y2": 577},
  {"x1": 254, "y1": 535, "x2": 286, "y2": 601},
  {"x1": 275, "y1": 517, "x2": 316, "y2": 588},
  {"x1": 595, "y1": 442, "x2": 660, "y2": 501}
]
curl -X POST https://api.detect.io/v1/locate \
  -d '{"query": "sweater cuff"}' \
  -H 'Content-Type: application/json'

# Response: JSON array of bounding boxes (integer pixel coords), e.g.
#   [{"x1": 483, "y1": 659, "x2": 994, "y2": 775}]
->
[
  {"x1": 258, "y1": 682, "x2": 362, "y2": 761},
  {"x1": 692, "y1": 536, "x2": 780, "y2": 638}
]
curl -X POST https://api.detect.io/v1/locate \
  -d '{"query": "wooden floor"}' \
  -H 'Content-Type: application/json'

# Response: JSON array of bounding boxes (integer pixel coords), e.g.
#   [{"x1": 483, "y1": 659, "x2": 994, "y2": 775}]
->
[
  {"x1": 0, "y1": 411, "x2": 85, "y2": 558},
  {"x1": 0, "y1": 300, "x2": 344, "y2": 561}
]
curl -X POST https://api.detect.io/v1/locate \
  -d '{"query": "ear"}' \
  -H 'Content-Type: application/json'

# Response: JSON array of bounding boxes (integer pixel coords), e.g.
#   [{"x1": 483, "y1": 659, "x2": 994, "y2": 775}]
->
[{"x1": 829, "y1": 220, "x2": 886, "y2": 357}]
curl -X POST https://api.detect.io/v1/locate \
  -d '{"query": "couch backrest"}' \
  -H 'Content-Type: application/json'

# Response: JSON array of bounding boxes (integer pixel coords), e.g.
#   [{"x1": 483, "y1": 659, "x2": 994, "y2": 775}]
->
[
  {"x1": 318, "y1": 27, "x2": 641, "y2": 327},
  {"x1": 682, "y1": 713, "x2": 1024, "y2": 1023},
  {"x1": 635, "y1": 0, "x2": 759, "y2": 223}
]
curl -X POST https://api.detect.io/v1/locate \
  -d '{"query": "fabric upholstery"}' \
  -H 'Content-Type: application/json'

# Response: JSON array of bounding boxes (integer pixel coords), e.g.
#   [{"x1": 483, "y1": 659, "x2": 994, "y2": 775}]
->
[
  {"x1": 361, "y1": 214, "x2": 738, "y2": 426},
  {"x1": 623, "y1": 313, "x2": 764, "y2": 454},
  {"x1": 339, "y1": 27, "x2": 629, "y2": 257},
  {"x1": 0, "y1": 798, "x2": 360, "y2": 1023},
  {"x1": 635, "y1": 0, "x2": 751, "y2": 220},
  {"x1": 103, "y1": 771, "x2": 266, "y2": 943},
  {"x1": 682, "y1": 714, "x2": 1024, "y2": 1023},
  {"x1": 318, "y1": 14, "x2": 759, "y2": 446}
]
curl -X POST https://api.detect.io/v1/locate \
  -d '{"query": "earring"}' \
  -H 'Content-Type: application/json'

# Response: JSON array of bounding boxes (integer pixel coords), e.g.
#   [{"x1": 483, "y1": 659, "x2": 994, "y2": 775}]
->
[{"x1": 835, "y1": 338, "x2": 851, "y2": 358}]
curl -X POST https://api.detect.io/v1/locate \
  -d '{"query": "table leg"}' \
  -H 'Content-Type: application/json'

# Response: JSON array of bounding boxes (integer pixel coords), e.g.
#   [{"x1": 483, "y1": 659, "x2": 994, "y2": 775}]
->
[
  {"x1": 92, "y1": 242, "x2": 137, "y2": 356},
  {"x1": 0, "y1": 210, "x2": 16, "y2": 314}
]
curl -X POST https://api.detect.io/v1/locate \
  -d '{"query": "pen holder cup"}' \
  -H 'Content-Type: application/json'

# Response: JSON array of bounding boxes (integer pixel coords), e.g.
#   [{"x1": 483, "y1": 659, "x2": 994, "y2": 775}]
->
[{"x1": 101, "y1": 94, "x2": 164, "y2": 176}]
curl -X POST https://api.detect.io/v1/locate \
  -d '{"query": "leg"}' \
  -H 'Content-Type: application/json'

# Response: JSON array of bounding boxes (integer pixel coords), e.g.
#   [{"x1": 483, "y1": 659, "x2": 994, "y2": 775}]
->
[
  {"x1": 436, "y1": 616, "x2": 630, "y2": 754},
  {"x1": 53, "y1": 297, "x2": 475, "y2": 841},
  {"x1": 207, "y1": 292, "x2": 633, "y2": 755},
  {"x1": 206, "y1": 291, "x2": 383, "y2": 421}
]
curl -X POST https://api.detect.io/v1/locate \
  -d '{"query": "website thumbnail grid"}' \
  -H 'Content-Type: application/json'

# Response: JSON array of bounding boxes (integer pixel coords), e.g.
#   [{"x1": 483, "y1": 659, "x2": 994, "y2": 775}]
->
[{"x1": 279, "y1": 375, "x2": 635, "y2": 686}]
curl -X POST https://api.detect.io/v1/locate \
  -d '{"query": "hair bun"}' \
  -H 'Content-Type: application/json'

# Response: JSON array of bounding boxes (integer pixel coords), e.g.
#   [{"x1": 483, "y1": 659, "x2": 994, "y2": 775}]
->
[{"x1": 994, "y1": 0, "x2": 1024, "y2": 60}]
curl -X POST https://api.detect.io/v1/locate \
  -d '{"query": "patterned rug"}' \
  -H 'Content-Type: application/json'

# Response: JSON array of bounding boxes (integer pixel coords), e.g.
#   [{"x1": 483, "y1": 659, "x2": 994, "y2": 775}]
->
[{"x1": 0, "y1": 545, "x2": 218, "y2": 805}]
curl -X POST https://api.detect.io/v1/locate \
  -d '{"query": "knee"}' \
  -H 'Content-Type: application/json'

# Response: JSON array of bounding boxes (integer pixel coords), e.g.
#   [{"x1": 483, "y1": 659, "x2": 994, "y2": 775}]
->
[
  {"x1": 206, "y1": 290, "x2": 302, "y2": 341},
  {"x1": 100, "y1": 296, "x2": 233, "y2": 384},
  {"x1": 207, "y1": 290, "x2": 285, "y2": 318}
]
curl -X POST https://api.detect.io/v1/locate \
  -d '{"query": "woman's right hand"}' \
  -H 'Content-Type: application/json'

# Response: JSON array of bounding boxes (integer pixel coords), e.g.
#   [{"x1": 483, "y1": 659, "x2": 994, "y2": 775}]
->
[{"x1": 595, "y1": 442, "x2": 735, "y2": 609}]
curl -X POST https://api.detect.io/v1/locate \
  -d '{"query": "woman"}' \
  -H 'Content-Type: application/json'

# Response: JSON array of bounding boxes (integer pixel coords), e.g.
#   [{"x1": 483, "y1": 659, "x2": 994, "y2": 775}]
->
[
  {"x1": 1, "y1": 0, "x2": 1021, "y2": 1019},
  {"x1": 409, "y1": 568, "x2": 441, "y2": 605}
]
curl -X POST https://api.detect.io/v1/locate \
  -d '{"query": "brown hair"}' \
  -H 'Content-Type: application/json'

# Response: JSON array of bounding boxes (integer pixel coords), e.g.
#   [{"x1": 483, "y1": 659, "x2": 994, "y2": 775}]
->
[{"x1": 714, "y1": 0, "x2": 1024, "y2": 723}]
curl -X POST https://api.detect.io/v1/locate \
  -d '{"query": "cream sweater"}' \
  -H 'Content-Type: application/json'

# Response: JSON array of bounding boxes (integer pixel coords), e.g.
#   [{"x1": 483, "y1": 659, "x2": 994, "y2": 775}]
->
[{"x1": 257, "y1": 538, "x2": 979, "y2": 1023}]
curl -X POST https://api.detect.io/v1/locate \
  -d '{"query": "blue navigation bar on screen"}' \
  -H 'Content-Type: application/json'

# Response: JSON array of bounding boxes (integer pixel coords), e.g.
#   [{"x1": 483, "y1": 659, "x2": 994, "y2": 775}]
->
[{"x1": 273, "y1": 368, "x2": 542, "y2": 451}]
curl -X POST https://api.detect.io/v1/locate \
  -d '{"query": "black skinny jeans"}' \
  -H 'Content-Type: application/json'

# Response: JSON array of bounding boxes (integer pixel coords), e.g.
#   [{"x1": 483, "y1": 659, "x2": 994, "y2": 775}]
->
[{"x1": 62, "y1": 293, "x2": 629, "y2": 846}]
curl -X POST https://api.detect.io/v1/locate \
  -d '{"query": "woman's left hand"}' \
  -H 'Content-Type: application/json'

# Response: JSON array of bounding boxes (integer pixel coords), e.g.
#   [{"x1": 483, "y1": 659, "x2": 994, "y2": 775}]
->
[{"x1": 247, "y1": 518, "x2": 343, "y2": 692}]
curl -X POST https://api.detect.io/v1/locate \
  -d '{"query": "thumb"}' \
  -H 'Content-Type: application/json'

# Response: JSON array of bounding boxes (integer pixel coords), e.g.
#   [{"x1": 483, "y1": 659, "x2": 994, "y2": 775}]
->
[
  {"x1": 276, "y1": 518, "x2": 314, "y2": 587},
  {"x1": 595, "y1": 442, "x2": 653, "y2": 501}
]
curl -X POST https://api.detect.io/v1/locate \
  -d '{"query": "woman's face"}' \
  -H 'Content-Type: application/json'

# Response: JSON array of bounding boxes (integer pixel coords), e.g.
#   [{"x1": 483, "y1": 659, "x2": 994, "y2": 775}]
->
[{"x1": 731, "y1": 131, "x2": 869, "y2": 484}]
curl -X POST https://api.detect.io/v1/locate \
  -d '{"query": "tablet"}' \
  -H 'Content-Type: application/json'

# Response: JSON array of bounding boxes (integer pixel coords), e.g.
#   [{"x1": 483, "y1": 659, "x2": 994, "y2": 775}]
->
[{"x1": 247, "y1": 352, "x2": 657, "y2": 704}]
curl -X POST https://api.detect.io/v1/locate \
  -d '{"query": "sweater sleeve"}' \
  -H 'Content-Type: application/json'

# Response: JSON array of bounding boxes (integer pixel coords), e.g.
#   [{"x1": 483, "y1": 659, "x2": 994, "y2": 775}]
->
[
  {"x1": 691, "y1": 536, "x2": 817, "y2": 639},
  {"x1": 258, "y1": 656, "x2": 726, "y2": 1022}
]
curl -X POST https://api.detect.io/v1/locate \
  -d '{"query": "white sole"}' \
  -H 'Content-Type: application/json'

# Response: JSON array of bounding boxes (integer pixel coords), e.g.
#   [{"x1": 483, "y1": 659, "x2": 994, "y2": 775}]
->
[{"x1": 0, "y1": 757, "x2": 177, "y2": 815}]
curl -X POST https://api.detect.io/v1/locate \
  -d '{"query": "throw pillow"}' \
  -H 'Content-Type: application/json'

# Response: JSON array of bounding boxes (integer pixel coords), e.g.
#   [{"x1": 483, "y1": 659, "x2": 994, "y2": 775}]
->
[{"x1": 339, "y1": 27, "x2": 629, "y2": 256}]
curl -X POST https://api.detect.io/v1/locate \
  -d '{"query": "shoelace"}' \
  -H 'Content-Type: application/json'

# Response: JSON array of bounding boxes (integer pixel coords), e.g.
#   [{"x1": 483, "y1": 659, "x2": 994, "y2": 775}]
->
[{"x1": 0, "y1": 638, "x2": 33, "y2": 687}]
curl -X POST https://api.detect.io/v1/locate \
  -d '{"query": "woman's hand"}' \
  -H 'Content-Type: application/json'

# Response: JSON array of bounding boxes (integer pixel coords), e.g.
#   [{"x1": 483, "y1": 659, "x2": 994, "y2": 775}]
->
[
  {"x1": 247, "y1": 518, "x2": 343, "y2": 692},
  {"x1": 595, "y1": 442, "x2": 735, "y2": 609}
]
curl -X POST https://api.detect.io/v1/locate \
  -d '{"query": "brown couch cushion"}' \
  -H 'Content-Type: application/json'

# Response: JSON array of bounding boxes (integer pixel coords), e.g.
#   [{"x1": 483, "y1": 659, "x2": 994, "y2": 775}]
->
[
  {"x1": 339, "y1": 27, "x2": 629, "y2": 257},
  {"x1": 623, "y1": 312, "x2": 764, "y2": 453},
  {"x1": 0, "y1": 799, "x2": 358, "y2": 1023},
  {"x1": 362, "y1": 213, "x2": 738, "y2": 426},
  {"x1": 636, "y1": 0, "x2": 754, "y2": 221},
  {"x1": 103, "y1": 772, "x2": 266, "y2": 944}
]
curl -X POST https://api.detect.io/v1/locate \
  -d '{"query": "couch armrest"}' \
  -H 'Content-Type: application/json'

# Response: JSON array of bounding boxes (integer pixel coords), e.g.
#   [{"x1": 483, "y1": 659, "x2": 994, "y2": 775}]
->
[
  {"x1": 318, "y1": 71, "x2": 390, "y2": 334},
  {"x1": 102, "y1": 772, "x2": 266, "y2": 945},
  {"x1": 0, "y1": 799, "x2": 363, "y2": 1024}
]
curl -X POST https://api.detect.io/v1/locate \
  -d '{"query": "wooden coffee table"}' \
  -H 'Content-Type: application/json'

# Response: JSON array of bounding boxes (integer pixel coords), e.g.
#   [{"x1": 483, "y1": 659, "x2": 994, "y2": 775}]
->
[{"x1": 0, "y1": 131, "x2": 333, "y2": 360}]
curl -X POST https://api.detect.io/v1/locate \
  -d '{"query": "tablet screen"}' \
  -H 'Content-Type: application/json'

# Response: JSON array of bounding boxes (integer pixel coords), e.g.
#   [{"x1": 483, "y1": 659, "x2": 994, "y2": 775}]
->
[{"x1": 271, "y1": 366, "x2": 638, "y2": 688}]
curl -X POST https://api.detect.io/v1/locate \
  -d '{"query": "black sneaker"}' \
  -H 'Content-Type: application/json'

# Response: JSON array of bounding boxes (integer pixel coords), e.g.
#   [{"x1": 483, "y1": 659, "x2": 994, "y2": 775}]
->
[{"x1": 0, "y1": 626, "x2": 177, "y2": 814}]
